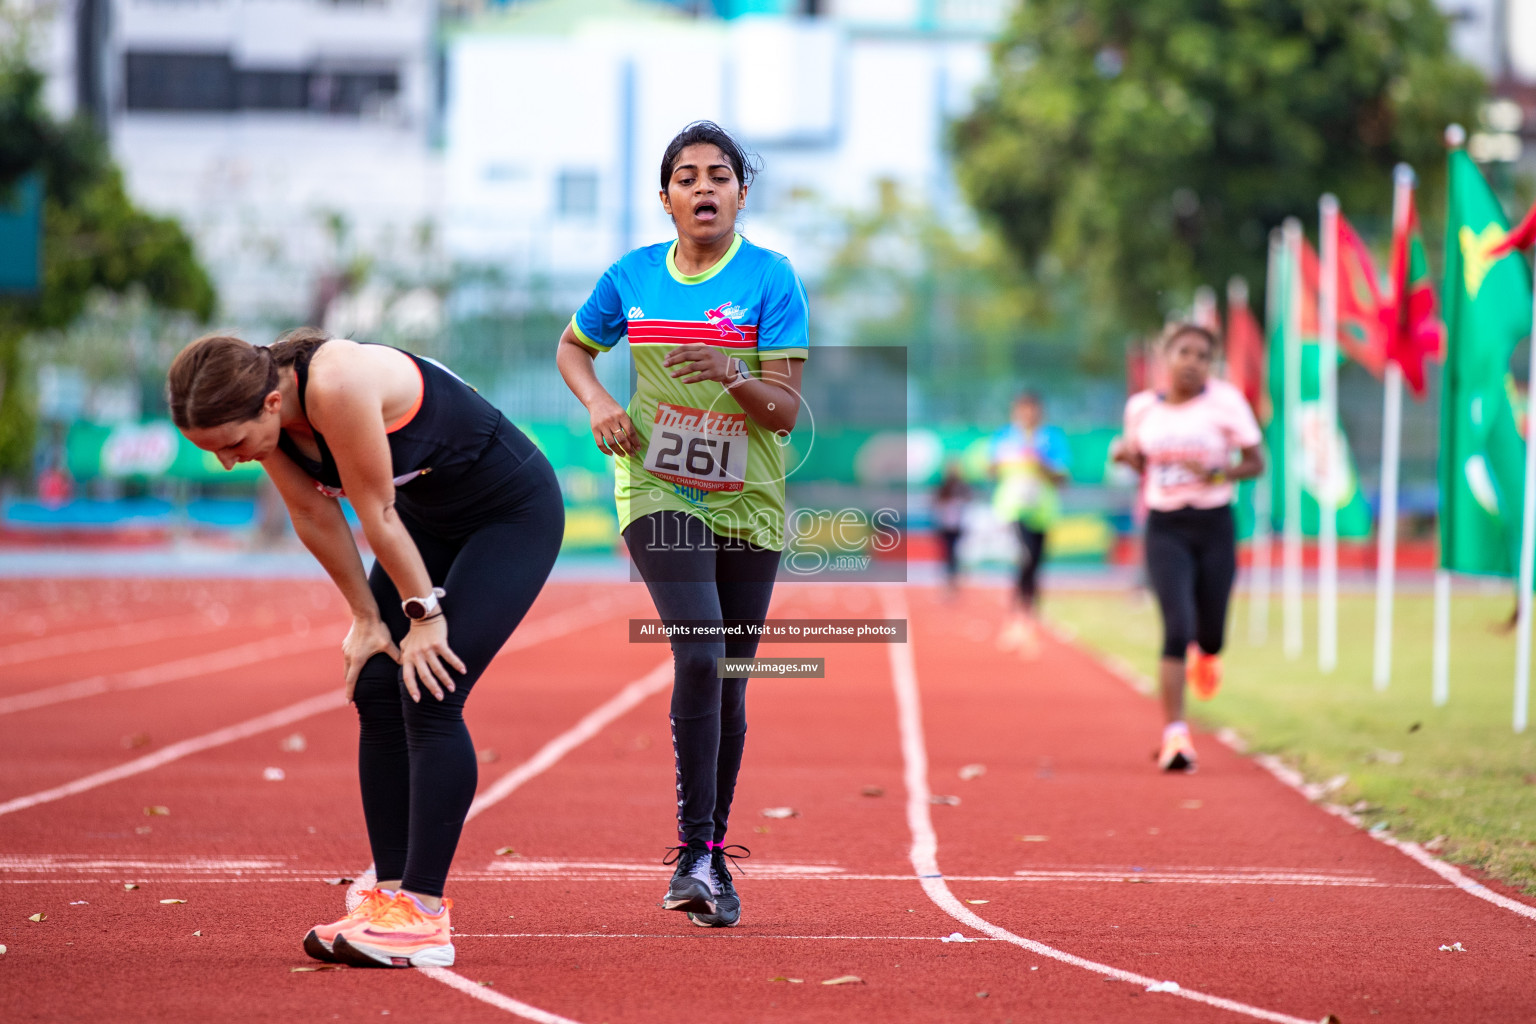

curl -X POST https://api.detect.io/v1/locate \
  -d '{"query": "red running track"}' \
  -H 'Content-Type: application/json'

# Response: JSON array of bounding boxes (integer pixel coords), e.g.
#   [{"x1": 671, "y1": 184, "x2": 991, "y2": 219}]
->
[{"x1": 1, "y1": 579, "x2": 1533, "y2": 1022}]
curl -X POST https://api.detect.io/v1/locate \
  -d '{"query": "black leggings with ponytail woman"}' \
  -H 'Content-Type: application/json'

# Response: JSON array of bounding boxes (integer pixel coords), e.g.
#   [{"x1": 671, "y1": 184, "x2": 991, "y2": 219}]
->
[{"x1": 169, "y1": 329, "x2": 563, "y2": 969}]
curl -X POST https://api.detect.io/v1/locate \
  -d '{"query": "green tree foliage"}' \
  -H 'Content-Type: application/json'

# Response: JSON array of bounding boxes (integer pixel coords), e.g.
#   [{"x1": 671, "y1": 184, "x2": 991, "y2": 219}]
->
[
  {"x1": 951, "y1": 0, "x2": 1485, "y2": 340},
  {"x1": 0, "y1": 54, "x2": 214, "y2": 477}
]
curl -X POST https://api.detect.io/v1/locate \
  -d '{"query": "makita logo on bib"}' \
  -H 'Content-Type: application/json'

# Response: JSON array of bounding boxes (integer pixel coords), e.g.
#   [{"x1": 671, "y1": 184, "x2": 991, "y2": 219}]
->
[{"x1": 654, "y1": 403, "x2": 749, "y2": 437}]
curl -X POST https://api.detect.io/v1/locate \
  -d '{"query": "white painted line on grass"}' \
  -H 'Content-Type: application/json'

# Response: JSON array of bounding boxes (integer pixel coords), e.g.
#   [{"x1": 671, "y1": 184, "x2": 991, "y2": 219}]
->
[
  {"x1": 0, "y1": 626, "x2": 345, "y2": 716},
  {"x1": 880, "y1": 586, "x2": 1318, "y2": 1024}
]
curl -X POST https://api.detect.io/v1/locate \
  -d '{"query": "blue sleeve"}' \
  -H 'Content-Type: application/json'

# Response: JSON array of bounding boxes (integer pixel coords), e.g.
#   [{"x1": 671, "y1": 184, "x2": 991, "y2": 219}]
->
[
  {"x1": 571, "y1": 262, "x2": 628, "y2": 353},
  {"x1": 756, "y1": 257, "x2": 809, "y2": 360},
  {"x1": 1039, "y1": 426, "x2": 1071, "y2": 474}
]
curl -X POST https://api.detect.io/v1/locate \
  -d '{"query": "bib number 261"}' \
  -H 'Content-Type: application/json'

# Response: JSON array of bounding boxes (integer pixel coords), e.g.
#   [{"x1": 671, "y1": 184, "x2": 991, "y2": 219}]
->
[{"x1": 642, "y1": 402, "x2": 748, "y2": 493}]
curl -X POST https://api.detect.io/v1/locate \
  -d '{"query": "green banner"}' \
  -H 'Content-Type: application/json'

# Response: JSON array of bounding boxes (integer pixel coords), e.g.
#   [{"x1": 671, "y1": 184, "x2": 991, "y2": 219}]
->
[
  {"x1": 1265, "y1": 240, "x2": 1374, "y2": 539},
  {"x1": 1438, "y1": 150, "x2": 1535, "y2": 576}
]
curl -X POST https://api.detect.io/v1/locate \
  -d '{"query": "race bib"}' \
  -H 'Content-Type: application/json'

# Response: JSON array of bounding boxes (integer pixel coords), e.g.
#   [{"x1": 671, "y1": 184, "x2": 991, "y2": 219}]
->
[{"x1": 642, "y1": 402, "x2": 748, "y2": 493}]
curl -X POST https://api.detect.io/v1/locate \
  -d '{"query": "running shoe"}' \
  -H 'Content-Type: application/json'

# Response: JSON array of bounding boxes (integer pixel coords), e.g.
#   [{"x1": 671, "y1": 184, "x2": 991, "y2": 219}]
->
[
  {"x1": 689, "y1": 845, "x2": 750, "y2": 928},
  {"x1": 302, "y1": 887, "x2": 395, "y2": 963},
  {"x1": 1157, "y1": 728, "x2": 1199, "y2": 773},
  {"x1": 1188, "y1": 645, "x2": 1222, "y2": 700},
  {"x1": 330, "y1": 892, "x2": 455, "y2": 968},
  {"x1": 661, "y1": 840, "x2": 717, "y2": 915}
]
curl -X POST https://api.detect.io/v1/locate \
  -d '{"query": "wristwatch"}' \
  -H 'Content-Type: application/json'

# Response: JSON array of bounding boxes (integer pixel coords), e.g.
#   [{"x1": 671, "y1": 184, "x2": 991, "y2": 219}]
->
[
  {"x1": 729, "y1": 358, "x2": 753, "y2": 386},
  {"x1": 402, "y1": 587, "x2": 446, "y2": 620}
]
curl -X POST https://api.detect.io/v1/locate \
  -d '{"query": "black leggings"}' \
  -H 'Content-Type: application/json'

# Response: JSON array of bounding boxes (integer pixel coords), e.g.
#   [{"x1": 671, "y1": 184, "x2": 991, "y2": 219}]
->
[
  {"x1": 352, "y1": 457, "x2": 564, "y2": 898},
  {"x1": 1144, "y1": 505, "x2": 1236, "y2": 660},
  {"x1": 1015, "y1": 523, "x2": 1047, "y2": 609},
  {"x1": 623, "y1": 510, "x2": 780, "y2": 848}
]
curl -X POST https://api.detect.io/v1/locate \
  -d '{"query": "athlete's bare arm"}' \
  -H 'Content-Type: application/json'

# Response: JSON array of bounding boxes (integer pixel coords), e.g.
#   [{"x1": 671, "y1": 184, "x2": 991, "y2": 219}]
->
[
  {"x1": 262, "y1": 445, "x2": 398, "y2": 700},
  {"x1": 304, "y1": 344, "x2": 466, "y2": 703},
  {"x1": 662, "y1": 347, "x2": 803, "y2": 435},
  {"x1": 557, "y1": 324, "x2": 642, "y2": 457}
]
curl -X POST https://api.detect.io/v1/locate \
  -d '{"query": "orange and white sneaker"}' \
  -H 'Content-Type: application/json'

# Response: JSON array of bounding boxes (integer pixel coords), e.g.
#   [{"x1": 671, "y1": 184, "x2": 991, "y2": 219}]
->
[
  {"x1": 1157, "y1": 725, "x2": 1198, "y2": 773},
  {"x1": 1187, "y1": 646, "x2": 1222, "y2": 701},
  {"x1": 302, "y1": 887, "x2": 396, "y2": 963},
  {"x1": 332, "y1": 892, "x2": 455, "y2": 968}
]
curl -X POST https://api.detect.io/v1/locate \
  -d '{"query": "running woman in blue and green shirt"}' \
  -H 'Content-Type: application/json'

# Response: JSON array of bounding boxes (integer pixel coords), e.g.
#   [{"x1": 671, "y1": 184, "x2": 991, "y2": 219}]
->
[
  {"x1": 557, "y1": 122, "x2": 808, "y2": 929},
  {"x1": 991, "y1": 391, "x2": 1070, "y2": 659}
]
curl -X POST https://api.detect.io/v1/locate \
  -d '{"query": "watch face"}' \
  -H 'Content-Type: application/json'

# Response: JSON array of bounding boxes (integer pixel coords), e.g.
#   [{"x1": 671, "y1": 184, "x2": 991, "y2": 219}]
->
[{"x1": 404, "y1": 598, "x2": 428, "y2": 619}]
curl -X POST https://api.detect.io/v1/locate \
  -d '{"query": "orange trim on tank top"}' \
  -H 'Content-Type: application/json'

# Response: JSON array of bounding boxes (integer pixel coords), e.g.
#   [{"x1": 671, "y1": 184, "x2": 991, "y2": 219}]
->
[{"x1": 385, "y1": 360, "x2": 424, "y2": 434}]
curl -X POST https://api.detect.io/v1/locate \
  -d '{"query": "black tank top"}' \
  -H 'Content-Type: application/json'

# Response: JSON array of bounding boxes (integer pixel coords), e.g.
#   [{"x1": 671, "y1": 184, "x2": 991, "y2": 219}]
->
[{"x1": 277, "y1": 344, "x2": 545, "y2": 536}]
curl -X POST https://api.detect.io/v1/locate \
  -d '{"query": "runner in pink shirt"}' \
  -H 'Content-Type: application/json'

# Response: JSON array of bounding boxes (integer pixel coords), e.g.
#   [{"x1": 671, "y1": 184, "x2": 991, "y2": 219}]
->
[{"x1": 1112, "y1": 323, "x2": 1264, "y2": 772}]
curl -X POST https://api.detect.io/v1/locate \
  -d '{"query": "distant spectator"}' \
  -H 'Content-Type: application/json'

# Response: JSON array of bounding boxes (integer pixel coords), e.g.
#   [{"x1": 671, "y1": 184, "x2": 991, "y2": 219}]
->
[{"x1": 932, "y1": 458, "x2": 971, "y2": 593}]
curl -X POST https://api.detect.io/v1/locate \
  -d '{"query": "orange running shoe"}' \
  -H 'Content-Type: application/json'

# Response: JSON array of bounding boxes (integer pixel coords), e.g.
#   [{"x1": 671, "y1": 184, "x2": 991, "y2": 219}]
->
[
  {"x1": 332, "y1": 892, "x2": 455, "y2": 968},
  {"x1": 302, "y1": 887, "x2": 396, "y2": 963},
  {"x1": 1157, "y1": 728, "x2": 1198, "y2": 773},
  {"x1": 1187, "y1": 645, "x2": 1222, "y2": 701}
]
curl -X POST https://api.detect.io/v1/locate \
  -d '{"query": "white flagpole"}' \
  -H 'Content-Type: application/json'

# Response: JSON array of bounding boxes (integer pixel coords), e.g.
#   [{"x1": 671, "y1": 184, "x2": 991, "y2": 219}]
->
[
  {"x1": 1373, "y1": 167, "x2": 1414, "y2": 692},
  {"x1": 1242, "y1": 268, "x2": 1272, "y2": 647},
  {"x1": 1283, "y1": 217, "x2": 1305, "y2": 660},
  {"x1": 1514, "y1": 254, "x2": 1536, "y2": 733},
  {"x1": 1432, "y1": 568, "x2": 1451, "y2": 706},
  {"x1": 1318, "y1": 195, "x2": 1340, "y2": 673}
]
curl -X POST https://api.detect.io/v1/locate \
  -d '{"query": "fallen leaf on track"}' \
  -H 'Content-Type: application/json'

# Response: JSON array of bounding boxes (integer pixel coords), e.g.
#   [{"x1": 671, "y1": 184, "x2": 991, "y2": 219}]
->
[
  {"x1": 323, "y1": 878, "x2": 353, "y2": 886},
  {"x1": 280, "y1": 733, "x2": 308, "y2": 753},
  {"x1": 478, "y1": 981, "x2": 493, "y2": 987},
  {"x1": 69, "y1": 901, "x2": 88, "y2": 906},
  {"x1": 959, "y1": 764, "x2": 986, "y2": 781},
  {"x1": 753, "y1": 825, "x2": 770, "y2": 834},
  {"x1": 965, "y1": 899, "x2": 989, "y2": 904},
  {"x1": 1321, "y1": 1015, "x2": 1342, "y2": 1024},
  {"x1": 769, "y1": 976, "x2": 803, "y2": 983},
  {"x1": 27, "y1": 913, "x2": 45, "y2": 923},
  {"x1": 144, "y1": 806, "x2": 169, "y2": 816},
  {"x1": 0, "y1": 945, "x2": 7, "y2": 954},
  {"x1": 263, "y1": 767, "x2": 286, "y2": 781},
  {"x1": 123, "y1": 884, "x2": 138, "y2": 891},
  {"x1": 929, "y1": 795, "x2": 960, "y2": 806},
  {"x1": 1438, "y1": 942, "x2": 1466, "y2": 952},
  {"x1": 1179, "y1": 799, "x2": 1203, "y2": 810},
  {"x1": 860, "y1": 786, "x2": 884, "y2": 797},
  {"x1": 761, "y1": 807, "x2": 799, "y2": 819},
  {"x1": 821, "y1": 975, "x2": 864, "y2": 986},
  {"x1": 941, "y1": 933, "x2": 975, "y2": 943},
  {"x1": 1018, "y1": 834, "x2": 1049, "y2": 842},
  {"x1": 135, "y1": 826, "x2": 152, "y2": 835},
  {"x1": 192, "y1": 930, "x2": 202, "y2": 937},
  {"x1": 477, "y1": 749, "x2": 499, "y2": 764},
  {"x1": 1145, "y1": 980, "x2": 1181, "y2": 993},
  {"x1": 976, "y1": 991, "x2": 989, "y2": 998},
  {"x1": 122, "y1": 733, "x2": 151, "y2": 749},
  {"x1": 291, "y1": 965, "x2": 344, "y2": 972},
  {"x1": 494, "y1": 847, "x2": 522, "y2": 857},
  {"x1": 160, "y1": 899, "x2": 187, "y2": 905}
]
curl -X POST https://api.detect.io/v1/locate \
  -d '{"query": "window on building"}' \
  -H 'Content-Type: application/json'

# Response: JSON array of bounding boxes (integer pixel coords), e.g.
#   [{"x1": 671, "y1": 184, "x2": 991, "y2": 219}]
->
[
  {"x1": 558, "y1": 171, "x2": 600, "y2": 218},
  {"x1": 123, "y1": 52, "x2": 400, "y2": 115},
  {"x1": 124, "y1": 52, "x2": 236, "y2": 111}
]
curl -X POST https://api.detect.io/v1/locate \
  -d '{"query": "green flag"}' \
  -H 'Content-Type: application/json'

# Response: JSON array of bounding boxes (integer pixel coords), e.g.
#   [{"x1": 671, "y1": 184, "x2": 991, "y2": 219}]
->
[
  {"x1": 1265, "y1": 235, "x2": 1375, "y2": 538},
  {"x1": 1438, "y1": 150, "x2": 1535, "y2": 576}
]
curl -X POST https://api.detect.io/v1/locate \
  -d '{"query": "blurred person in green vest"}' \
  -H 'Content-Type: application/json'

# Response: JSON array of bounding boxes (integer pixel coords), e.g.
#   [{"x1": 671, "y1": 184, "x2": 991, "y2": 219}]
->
[{"x1": 990, "y1": 391, "x2": 1070, "y2": 658}]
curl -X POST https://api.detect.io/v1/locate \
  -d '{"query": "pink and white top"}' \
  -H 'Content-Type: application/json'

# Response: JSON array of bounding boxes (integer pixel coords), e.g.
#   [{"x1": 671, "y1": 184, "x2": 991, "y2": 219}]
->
[{"x1": 1123, "y1": 378, "x2": 1262, "y2": 511}]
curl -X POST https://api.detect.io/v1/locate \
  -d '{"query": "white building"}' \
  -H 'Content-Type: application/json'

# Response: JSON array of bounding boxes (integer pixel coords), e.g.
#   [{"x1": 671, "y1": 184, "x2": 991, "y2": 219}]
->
[
  {"x1": 442, "y1": 0, "x2": 1004, "y2": 304},
  {"x1": 32, "y1": 0, "x2": 444, "y2": 324}
]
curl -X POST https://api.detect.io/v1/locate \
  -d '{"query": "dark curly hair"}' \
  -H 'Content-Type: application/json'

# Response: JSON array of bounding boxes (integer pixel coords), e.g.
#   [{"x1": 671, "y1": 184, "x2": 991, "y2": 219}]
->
[{"x1": 659, "y1": 121, "x2": 760, "y2": 191}]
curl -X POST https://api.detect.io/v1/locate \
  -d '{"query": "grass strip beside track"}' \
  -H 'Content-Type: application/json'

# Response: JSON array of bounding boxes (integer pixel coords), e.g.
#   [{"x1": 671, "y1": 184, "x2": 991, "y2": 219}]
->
[{"x1": 1047, "y1": 589, "x2": 1536, "y2": 895}]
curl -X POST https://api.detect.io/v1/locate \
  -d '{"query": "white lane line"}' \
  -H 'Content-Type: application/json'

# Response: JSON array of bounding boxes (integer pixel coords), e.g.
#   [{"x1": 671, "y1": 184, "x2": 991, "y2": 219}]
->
[
  {"x1": 1242, "y1": 750, "x2": 1536, "y2": 923},
  {"x1": 0, "y1": 596, "x2": 622, "y2": 819},
  {"x1": 880, "y1": 586, "x2": 1318, "y2": 1024},
  {"x1": 0, "y1": 627, "x2": 346, "y2": 716},
  {"x1": 0, "y1": 611, "x2": 220, "y2": 667},
  {"x1": 458, "y1": 933, "x2": 1004, "y2": 941},
  {"x1": 419, "y1": 968, "x2": 585, "y2": 1024},
  {"x1": 0, "y1": 691, "x2": 347, "y2": 817},
  {"x1": 345, "y1": 657, "x2": 673, "y2": 1024}
]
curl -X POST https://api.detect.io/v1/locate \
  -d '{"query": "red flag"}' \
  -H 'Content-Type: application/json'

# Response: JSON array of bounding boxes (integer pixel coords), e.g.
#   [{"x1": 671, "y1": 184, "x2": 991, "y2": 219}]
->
[
  {"x1": 1224, "y1": 278, "x2": 1266, "y2": 419},
  {"x1": 1490, "y1": 197, "x2": 1536, "y2": 257},
  {"x1": 1336, "y1": 215, "x2": 1388, "y2": 375},
  {"x1": 1381, "y1": 190, "x2": 1444, "y2": 397}
]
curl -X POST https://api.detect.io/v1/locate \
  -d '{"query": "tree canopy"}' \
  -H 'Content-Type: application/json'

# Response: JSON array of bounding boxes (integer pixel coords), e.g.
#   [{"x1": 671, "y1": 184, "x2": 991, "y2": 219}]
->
[
  {"x1": 0, "y1": 51, "x2": 215, "y2": 476},
  {"x1": 951, "y1": 0, "x2": 1485, "y2": 342}
]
